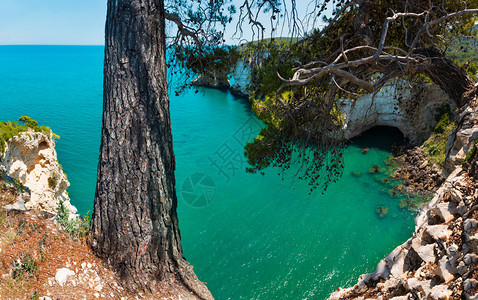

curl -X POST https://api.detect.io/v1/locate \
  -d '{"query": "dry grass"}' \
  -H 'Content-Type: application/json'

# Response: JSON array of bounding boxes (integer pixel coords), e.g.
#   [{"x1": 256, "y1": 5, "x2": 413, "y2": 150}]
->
[{"x1": 0, "y1": 184, "x2": 190, "y2": 299}]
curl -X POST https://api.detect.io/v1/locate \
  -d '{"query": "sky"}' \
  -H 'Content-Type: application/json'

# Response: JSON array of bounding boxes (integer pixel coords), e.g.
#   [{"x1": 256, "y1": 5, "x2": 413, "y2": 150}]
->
[
  {"x1": 0, "y1": 0, "x2": 327, "y2": 45},
  {"x1": 0, "y1": 0, "x2": 107, "y2": 45}
]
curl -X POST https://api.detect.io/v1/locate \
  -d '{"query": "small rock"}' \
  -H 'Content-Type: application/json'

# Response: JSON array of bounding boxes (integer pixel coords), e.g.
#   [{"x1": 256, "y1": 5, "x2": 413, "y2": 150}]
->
[
  {"x1": 405, "y1": 278, "x2": 432, "y2": 296},
  {"x1": 94, "y1": 292, "x2": 100, "y2": 298},
  {"x1": 464, "y1": 218, "x2": 478, "y2": 233},
  {"x1": 415, "y1": 244, "x2": 436, "y2": 263},
  {"x1": 3, "y1": 199, "x2": 26, "y2": 212},
  {"x1": 39, "y1": 297, "x2": 52, "y2": 300},
  {"x1": 434, "y1": 258, "x2": 455, "y2": 283},
  {"x1": 87, "y1": 262, "x2": 92, "y2": 269},
  {"x1": 426, "y1": 225, "x2": 452, "y2": 241},
  {"x1": 464, "y1": 279, "x2": 478, "y2": 294},
  {"x1": 457, "y1": 261, "x2": 467, "y2": 276},
  {"x1": 55, "y1": 268, "x2": 75, "y2": 286},
  {"x1": 429, "y1": 285, "x2": 453, "y2": 300},
  {"x1": 81, "y1": 262, "x2": 87, "y2": 269},
  {"x1": 464, "y1": 253, "x2": 478, "y2": 265}
]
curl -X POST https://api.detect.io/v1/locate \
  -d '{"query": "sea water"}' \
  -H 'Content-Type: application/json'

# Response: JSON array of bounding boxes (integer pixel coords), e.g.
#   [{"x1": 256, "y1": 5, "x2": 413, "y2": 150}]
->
[{"x1": 0, "y1": 46, "x2": 415, "y2": 299}]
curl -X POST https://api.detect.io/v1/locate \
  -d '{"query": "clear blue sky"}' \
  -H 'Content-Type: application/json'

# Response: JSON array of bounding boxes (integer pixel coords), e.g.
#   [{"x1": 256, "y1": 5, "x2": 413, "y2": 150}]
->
[
  {"x1": 0, "y1": 0, "x2": 107, "y2": 45},
  {"x1": 0, "y1": 0, "x2": 328, "y2": 45}
]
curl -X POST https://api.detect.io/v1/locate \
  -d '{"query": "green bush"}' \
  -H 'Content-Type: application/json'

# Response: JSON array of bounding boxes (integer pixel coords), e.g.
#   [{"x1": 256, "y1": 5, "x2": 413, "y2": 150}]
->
[
  {"x1": 0, "y1": 117, "x2": 58, "y2": 153},
  {"x1": 47, "y1": 173, "x2": 60, "y2": 189},
  {"x1": 11, "y1": 252, "x2": 37, "y2": 280},
  {"x1": 423, "y1": 105, "x2": 456, "y2": 167},
  {"x1": 55, "y1": 200, "x2": 90, "y2": 239},
  {"x1": 463, "y1": 140, "x2": 478, "y2": 166}
]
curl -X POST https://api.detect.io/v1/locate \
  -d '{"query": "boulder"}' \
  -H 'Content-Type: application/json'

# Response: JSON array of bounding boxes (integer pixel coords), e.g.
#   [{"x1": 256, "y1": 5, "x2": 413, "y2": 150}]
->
[
  {"x1": 55, "y1": 268, "x2": 75, "y2": 286},
  {"x1": 425, "y1": 225, "x2": 452, "y2": 241},
  {"x1": 429, "y1": 285, "x2": 453, "y2": 300}
]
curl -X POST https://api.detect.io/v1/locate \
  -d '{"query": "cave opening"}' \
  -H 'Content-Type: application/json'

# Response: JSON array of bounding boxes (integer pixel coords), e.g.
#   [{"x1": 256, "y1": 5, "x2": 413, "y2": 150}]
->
[
  {"x1": 350, "y1": 126, "x2": 407, "y2": 153},
  {"x1": 38, "y1": 141, "x2": 49, "y2": 150}
]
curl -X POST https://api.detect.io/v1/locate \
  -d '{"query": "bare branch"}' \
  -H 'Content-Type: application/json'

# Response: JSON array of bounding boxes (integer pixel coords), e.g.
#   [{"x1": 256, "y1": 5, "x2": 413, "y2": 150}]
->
[{"x1": 165, "y1": 12, "x2": 202, "y2": 48}]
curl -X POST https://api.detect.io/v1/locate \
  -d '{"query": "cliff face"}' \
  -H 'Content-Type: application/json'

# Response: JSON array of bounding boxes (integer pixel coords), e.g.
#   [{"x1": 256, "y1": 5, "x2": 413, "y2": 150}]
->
[
  {"x1": 445, "y1": 94, "x2": 478, "y2": 173},
  {"x1": 1, "y1": 131, "x2": 76, "y2": 214},
  {"x1": 341, "y1": 81, "x2": 456, "y2": 144},
  {"x1": 329, "y1": 167, "x2": 478, "y2": 299},
  {"x1": 201, "y1": 61, "x2": 455, "y2": 142}
]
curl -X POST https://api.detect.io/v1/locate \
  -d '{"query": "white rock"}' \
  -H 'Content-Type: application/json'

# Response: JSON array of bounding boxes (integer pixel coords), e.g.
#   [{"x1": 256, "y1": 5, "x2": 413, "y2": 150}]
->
[
  {"x1": 87, "y1": 262, "x2": 92, "y2": 269},
  {"x1": 429, "y1": 285, "x2": 453, "y2": 300},
  {"x1": 426, "y1": 225, "x2": 452, "y2": 241},
  {"x1": 405, "y1": 278, "x2": 432, "y2": 296},
  {"x1": 434, "y1": 258, "x2": 455, "y2": 283},
  {"x1": 415, "y1": 244, "x2": 436, "y2": 263},
  {"x1": 55, "y1": 268, "x2": 75, "y2": 286},
  {"x1": 431, "y1": 202, "x2": 456, "y2": 223},
  {"x1": 0, "y1": 132, "x2": 77, "y2": 214}
]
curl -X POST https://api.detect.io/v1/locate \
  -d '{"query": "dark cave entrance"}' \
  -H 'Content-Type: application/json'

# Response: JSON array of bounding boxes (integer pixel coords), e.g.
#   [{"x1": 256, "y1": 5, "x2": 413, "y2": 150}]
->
[{"x1": 350, "y1": 126, "x2": 407, "y2": 153}]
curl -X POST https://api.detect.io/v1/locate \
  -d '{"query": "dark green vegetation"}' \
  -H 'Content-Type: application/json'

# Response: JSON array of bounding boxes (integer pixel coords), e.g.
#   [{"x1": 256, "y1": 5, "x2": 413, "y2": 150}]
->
[
  {"x1": 423, "y1": 104, "x2": 456, "y2": 167},
  {"x1": 0, "y1": 170, "x2": 27, "y2": 194},
  {"x1": 447, "y1": 37, "x2": 478, "y2": 80},
  {"x1": 11, "y1": 253, "x2": 37, "y2": 281},
  {"x1": 55, "y1": 200, "x2": 90, "y2": 240},
  {"x1": 0, "y1": 116, "x2": 58, "y2": 153},
  {"x1": 463, "y1": 140, "x2": 478, "y2": 166},
  {"x1": 47, "y1": 173, "x2": 60, "y2": 190},
  {"x1": 234, "y1": 1, "x2": 476, "y2": 191}
]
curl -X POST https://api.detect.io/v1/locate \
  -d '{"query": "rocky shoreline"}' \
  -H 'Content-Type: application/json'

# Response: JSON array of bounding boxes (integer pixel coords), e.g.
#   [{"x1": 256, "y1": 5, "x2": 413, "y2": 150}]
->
[
  {"x1": 392, "y1": 146, "x2": 445, "y2": 196},
  {"x1": 329, "y1": 95, "x2": 478, "y2": 299}
]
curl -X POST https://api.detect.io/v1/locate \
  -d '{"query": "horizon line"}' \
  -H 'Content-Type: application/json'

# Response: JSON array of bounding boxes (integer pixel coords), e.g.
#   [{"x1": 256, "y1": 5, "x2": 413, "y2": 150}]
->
[{"x1": 0, "y1": 44, "x2": 105, "y2": 46}]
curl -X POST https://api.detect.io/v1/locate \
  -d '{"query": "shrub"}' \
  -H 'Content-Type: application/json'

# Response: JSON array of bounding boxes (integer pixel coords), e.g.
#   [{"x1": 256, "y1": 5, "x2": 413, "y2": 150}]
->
[
  {"x1": 47, "y1": 173, "x2": 60, "y2": 190},
  {"x1": 0, "y1": 117, "x2": 58, "y2": 153},
  {"x1": 11, "y1": 252, "x2": 37, "y2": 280},
  {"x1": 55, "y1": 200, "x2": 90, "y2": 239}
]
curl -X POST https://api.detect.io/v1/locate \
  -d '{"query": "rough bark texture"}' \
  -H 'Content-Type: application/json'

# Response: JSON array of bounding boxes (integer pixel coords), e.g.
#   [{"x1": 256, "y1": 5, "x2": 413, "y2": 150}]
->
[{"x1": 89, "y1": 1, "x2": 212, "y2": 298}]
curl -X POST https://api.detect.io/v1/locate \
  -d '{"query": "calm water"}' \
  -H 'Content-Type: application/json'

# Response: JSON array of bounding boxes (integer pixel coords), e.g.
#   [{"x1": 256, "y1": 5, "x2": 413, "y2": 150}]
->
[{"x1": 0, "y1": 46, "x2": 415, "y2": 299}]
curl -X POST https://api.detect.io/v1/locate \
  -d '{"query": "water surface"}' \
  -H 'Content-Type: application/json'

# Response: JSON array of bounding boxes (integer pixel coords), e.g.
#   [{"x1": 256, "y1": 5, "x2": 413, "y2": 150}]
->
[{"x1": 0, "y1": 46, "x2": 414, "y2": 299}]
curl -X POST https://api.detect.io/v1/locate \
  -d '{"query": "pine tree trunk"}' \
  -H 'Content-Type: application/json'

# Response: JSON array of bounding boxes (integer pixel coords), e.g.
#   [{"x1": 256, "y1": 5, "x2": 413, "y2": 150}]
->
[{"x1": 89, "y1": 0, "x2": 212, "y2": 298}]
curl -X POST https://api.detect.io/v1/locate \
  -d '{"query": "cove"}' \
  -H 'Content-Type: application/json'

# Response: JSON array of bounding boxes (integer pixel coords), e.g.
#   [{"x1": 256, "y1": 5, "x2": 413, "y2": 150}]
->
[{"x1": 0, "y1": 46, "x2": 415, "y2": 299}]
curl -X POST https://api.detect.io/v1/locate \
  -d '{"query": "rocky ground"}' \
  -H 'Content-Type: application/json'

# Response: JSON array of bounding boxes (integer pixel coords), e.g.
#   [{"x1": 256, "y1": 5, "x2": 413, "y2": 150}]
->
[
  {"x1": 0, "y1": 183, "x2": 198, "y2": 300},
  {"x1": 392, "y1": 146, "x2": 445, "y2": 195},
  {"x1": 0, "y1": 130, "x2": 202, "y2": 299},
  {"x1": 329, "y1": 92, "x2": 478, "y2": 300},
  {"x1": 330, "y1": 165, "x2": 478, "y2": 299}
]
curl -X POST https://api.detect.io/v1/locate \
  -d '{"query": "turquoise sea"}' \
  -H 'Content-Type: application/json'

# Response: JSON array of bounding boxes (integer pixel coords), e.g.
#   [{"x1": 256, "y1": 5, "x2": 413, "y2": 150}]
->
[{"x1": 0, "y1": 46, "x2": 415, "y2": 299}]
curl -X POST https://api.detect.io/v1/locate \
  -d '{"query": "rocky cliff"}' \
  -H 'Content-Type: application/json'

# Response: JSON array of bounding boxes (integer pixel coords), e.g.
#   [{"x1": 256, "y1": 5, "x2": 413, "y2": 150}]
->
[
  {"x1": 194, "y1": 61, "x2": 455, "y2": 143},
  {"x1": 1, "y1": 130, "x2": 76, "y2": 215},
  {"x1": 329, "y1": 96, "x2": 478, "y2": 300},
  {"x1": 341, "y1": 81, "x2": 456, "y2": 144}
]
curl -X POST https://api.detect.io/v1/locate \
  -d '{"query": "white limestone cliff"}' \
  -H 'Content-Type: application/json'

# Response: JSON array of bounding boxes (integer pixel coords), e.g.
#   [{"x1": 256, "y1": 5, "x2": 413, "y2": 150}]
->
[
  {"x1": 341, "y1": 81, "x2": 456, "y2": 144},
  {"x1": 1, "y1": 130, "x2": 76, "y2": 215}
]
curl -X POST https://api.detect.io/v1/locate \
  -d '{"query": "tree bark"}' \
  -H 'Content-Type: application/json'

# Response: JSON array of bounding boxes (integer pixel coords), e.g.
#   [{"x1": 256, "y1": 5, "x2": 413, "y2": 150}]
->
[{"x1": 89, "y1": 0, "x2": 212, "y2": 298}]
